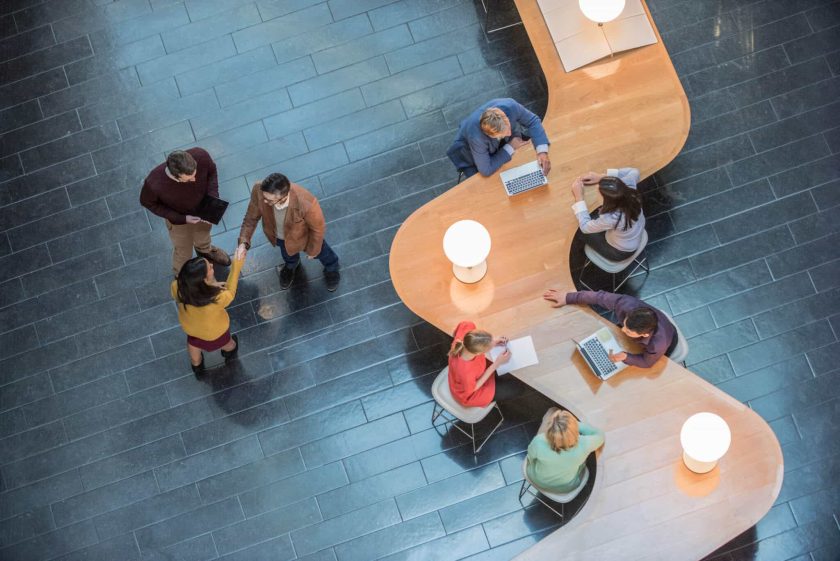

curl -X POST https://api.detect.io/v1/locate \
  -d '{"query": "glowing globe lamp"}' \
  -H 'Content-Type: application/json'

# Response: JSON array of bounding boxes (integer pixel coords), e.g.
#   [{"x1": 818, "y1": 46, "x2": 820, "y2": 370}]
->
[
  {"x1": 443, "y1": 220, "x2": 491, "y2": 284},
  {"x1": 680, "y1": 412, "x2": 731, "y2": 474}
]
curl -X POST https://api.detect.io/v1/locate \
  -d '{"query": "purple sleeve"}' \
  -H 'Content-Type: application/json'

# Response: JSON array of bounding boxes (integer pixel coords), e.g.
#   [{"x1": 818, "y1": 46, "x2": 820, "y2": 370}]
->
[
  {"x1": 139, "y1": 179, "x2": 185, "y2": 224},
  {"x1": 565, "y1": 290, "x2": 623, "y2": 310}
]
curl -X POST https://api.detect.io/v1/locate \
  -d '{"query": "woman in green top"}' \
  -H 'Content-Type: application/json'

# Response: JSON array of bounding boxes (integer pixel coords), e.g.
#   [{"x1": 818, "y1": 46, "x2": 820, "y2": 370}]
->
[{"x1": 526, "y1": 408, "x2": 605, "y2": 494}]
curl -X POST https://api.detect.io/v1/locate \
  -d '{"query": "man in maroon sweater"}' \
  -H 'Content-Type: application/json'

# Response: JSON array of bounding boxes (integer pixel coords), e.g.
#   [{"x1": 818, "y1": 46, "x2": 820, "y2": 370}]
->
[
  {"x1": 544, "y1": 288, "x2": 677, "y2": 368},
  {"x1": 140, "y1": 148, "x2": 230, "y2": 275}
]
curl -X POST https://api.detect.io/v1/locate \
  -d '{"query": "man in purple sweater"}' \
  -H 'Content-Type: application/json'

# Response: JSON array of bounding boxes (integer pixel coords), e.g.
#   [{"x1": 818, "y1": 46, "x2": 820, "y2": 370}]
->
[
  {"x1": 140, "y1": 148, "x2": 230, "y2": 275},
  {"x1": 544, "y1": 288, "x2": 677, "y2": 368}
]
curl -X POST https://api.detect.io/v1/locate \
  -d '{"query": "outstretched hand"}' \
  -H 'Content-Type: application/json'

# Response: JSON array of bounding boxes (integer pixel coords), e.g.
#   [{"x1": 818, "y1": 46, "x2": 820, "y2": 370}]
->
[
  {"x1": 543, "y1": 288, "x2": 567, "y2": 308},
  {"x1": 234, "y1": 244, "x2": 247, "y2": 261},
  {"x1": 608, "y1": 350, "x2": 628, "y2": 363}
]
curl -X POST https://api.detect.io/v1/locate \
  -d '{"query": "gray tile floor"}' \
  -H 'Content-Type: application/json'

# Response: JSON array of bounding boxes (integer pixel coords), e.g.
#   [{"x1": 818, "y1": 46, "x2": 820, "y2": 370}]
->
[{"x1": 0, "y1": 0, "x2": 838, "y2": 559}]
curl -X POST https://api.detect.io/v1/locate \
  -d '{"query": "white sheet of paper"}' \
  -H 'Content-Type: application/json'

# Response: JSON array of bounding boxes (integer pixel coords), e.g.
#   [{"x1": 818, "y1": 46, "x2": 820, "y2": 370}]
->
[{"x1": 487, "y1": 336, "x2": 539, "y2": 375}]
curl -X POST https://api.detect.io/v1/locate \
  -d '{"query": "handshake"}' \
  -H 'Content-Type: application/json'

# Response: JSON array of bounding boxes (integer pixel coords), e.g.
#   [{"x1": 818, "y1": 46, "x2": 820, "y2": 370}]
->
[{"x1": 234, "y1": 243, "x2": 247, "y2": 262}]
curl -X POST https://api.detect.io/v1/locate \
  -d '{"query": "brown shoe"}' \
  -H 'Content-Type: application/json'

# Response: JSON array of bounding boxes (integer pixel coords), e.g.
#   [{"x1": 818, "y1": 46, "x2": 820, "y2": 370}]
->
[{"x1": 197, "y1": 246, "x2": 231, "y2": 267}]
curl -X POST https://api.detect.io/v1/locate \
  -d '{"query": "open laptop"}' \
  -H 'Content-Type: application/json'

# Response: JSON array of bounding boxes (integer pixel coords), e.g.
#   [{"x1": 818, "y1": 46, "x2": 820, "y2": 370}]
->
[
  {"x1": 574, "y1": 327, "x2": 627, "y2": 380},
  {"x1": 500, "y1": 160, "x2": 547, "y2": 196}
]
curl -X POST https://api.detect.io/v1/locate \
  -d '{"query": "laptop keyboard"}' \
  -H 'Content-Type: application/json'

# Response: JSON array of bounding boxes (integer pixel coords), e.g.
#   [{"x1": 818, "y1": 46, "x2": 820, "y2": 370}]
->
[
  {"x1": 504, "y1": 169, "x2": 546, "y2": 195},
  {"x1": 581, "y1": 338, "x2": 617, "y2": 378}
]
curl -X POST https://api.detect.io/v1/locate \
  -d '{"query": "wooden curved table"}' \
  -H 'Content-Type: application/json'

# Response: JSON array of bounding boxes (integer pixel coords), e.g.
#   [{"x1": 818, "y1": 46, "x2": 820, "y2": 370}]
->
[{"x1": 389, "y1": 1, "x2": 783, "y2": 559}]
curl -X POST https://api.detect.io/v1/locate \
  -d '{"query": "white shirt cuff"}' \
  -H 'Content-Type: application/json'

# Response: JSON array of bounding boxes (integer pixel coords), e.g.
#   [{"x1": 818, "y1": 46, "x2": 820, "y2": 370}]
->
[
  {"x1": 536, "y1": 144, "x2": 549, "y2": 154},
  {"x1": 607, "y1": 168, "x2": 619, "y2": 176},
  {"x1": 502, "y1": 144, "x2": 515, "y2": 156},
  {"x1": 571, "y1": 200, "x2": 588, "y2": 214}
]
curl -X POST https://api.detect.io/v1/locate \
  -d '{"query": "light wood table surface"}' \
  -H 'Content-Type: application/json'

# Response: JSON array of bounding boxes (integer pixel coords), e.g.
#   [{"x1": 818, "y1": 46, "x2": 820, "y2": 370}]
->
[{"x1": 388, "y1": 1, "x2": 783, "y2": 559}]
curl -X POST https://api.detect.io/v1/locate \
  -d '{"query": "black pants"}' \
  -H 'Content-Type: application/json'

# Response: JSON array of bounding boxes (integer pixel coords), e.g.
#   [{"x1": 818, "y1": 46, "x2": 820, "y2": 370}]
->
[
  {"x1": 582, "y1": 231, "x2": 636, "y2": 261},
  {"x1": 492, "y1": 372, "x2": 529, "y2": 402}
]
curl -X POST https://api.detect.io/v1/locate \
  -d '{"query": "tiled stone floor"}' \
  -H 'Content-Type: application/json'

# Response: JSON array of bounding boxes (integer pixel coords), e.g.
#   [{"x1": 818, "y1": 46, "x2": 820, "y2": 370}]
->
[{"x1": 0, "y1": 0, "x2": 838, "y2": 560}]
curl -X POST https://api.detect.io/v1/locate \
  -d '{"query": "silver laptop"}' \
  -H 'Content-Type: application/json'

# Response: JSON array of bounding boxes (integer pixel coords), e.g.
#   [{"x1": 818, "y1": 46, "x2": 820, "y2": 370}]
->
[
  {"x1": 500, "y1": 161, "x2": 547, "y2": 196},
  {"x1": 574, "y1": 327, "x2": 628, "y2": 380}
]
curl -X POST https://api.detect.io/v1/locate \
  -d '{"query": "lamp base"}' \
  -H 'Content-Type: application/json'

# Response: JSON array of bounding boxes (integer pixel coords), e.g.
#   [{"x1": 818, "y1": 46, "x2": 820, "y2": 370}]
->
[
  {"x1": 453, "y1": 261, "x2": 487, "y2": 284},
  {"x1": 683, "y1": 452, "x2": 718, "y2": 474}
]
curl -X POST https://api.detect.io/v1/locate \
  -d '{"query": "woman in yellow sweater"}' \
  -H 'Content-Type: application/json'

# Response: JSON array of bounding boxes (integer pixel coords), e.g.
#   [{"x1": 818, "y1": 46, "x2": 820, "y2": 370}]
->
[{"x1": 171, "y1": 245, "x2": 246, "y2": 375}]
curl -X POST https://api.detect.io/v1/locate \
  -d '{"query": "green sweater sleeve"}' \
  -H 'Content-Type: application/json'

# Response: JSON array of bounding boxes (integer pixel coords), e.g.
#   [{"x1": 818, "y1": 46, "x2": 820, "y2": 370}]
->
[{"x1": 578, "y1": 422, "x2": 605, "y2": 454}]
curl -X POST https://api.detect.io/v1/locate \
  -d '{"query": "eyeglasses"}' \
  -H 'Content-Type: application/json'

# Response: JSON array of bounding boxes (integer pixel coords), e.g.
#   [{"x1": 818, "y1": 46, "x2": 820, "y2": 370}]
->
[{"x1": 263, "y1": 194, "x2": 289, "y2": 206}]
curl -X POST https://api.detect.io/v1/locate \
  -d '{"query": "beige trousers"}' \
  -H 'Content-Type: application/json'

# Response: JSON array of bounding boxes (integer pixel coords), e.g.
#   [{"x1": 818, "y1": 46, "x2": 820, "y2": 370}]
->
[{"x1": 166, "y1": 220, "x2": 212, "y2": 275}]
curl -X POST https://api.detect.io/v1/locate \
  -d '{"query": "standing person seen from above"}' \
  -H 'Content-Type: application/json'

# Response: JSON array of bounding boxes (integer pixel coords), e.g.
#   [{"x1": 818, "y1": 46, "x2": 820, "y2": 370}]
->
[
  {"x1": 447, "y1": 98, "x2": 551, "y2": 178},
  {"x1": 448, "y1": 320, "x2": 527, "y2": 408},
  {"x1": 527, "y1": 407, "x2": 604, "y2": 493},
  {"x1": 238, "y1": 173, "x2": 340, "y2": 292},
  {"x1": 543, "y1": 289, "x2": 677, "y2": 368},
  {"x1": 571, "y1": 167, "x2": 645, "y2": 261},
  {"x1": 172, "y1": 245, "x2": 246, "y2": 376},
  {"x1": 140, "y1": 148, "x2": 231, "y2": 276}
]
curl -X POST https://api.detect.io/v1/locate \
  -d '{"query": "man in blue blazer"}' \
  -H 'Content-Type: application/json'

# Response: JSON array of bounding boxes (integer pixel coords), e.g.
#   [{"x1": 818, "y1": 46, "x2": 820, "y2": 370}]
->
[{"x1": 447, "y1": 98, "x2": 551, "y2": 178}]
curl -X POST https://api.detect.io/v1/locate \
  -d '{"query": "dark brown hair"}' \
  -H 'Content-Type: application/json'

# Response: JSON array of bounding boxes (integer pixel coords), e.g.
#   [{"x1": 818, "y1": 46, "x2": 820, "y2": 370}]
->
[
  {"x1": 260, "y1": 173, "x2": 291, "y2": 196},
  {"x1": 176, "y1": 257, "x2": 223, "y2": 309},
  {"x1": 625, "y1": 307, "x2": 658, "y2": 335},
  {"x1": 599, "y1": 176, "x2": 642, "y2": 231},
  {"x1": 166, "y1": 150, "x2": 197, "y2": 177}
]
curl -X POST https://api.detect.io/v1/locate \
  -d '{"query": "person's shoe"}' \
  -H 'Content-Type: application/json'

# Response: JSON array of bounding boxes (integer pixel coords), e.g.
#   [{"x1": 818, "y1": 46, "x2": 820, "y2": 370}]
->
[
  {"x1": 276, "y1": 264, "x2": 298, "y2": 290},
  {"x1": 191, "y1": 355, "x2": 205, "y2": 378},
  {"x1": 197, "y1": 246, "x2": 231, "y2": 267},
  {"x1": 324, "y1": 270, "x2": 340, "y2": 292},
  {"x1": 221, "y1": 334, "x2": 239, "y2": 362}
]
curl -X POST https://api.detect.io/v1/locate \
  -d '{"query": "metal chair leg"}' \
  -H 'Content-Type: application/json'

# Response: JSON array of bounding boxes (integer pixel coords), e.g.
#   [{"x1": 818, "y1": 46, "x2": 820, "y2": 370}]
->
[
  {"x1": 520, "y1": 484, "x2": 565, "y2": 518},
  {"x1": 457, "y1": 170, "x2": 464, "y2": 184},
  {"x1": 473, "y1": 403, "x2": 504, "y2": 454},
  {"x1": 578, "y1": 259, "x2": 594, "y2": 291}
]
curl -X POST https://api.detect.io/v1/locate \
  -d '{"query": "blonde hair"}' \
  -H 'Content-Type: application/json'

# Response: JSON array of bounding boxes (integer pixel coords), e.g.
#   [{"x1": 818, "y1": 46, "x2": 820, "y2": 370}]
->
[
  {"x1": 449, "y1": 329, "x2": 493, "y2": 357},
  {"x1": 546, "y1": 410, "x2": 580, "y2": 452},
  {"x1": 480, "y1": 108, "x2": 507, "y2": 135}
]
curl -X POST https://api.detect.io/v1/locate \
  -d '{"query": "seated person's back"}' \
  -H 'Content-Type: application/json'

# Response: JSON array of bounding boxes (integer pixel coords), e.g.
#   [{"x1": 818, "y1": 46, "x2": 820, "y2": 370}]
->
[
  {"x1": 527, "y1": 408, "x2": 604, "y2": 493},
  {"x1": 447, "y1": 98, "x2": 550, "y2": 178},
  {"x1": 570, "y1": 167, "x2": 645, "y2": 261}
]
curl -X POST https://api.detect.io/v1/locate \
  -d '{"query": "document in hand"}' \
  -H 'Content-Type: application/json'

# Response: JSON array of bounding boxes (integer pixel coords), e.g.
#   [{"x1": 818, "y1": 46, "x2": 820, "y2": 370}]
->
[{"x1": 488, "y1": 336, "x2": 539, "y2": 375}]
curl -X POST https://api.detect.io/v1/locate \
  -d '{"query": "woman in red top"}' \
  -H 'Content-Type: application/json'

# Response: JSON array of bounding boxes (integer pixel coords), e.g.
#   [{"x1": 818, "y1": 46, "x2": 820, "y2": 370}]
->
[{"x1": 448, "y1": 320, "x2": 525, "y2": 407}]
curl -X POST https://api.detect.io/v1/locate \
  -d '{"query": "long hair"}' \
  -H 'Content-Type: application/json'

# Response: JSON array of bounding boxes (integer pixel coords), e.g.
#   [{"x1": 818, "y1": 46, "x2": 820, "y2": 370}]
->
[
  {"x1": 546, "y1": 410, "x2": 580, "y2": 452},
  {"x1": 176, "y1": 257, "x2": 223, "y2": 309},
  {"x1": 449, "y1": 329, "x2": 493, "y2": 357},
  {"x1": 598, "y1": 176, "x2": 642, "y2": 231}
]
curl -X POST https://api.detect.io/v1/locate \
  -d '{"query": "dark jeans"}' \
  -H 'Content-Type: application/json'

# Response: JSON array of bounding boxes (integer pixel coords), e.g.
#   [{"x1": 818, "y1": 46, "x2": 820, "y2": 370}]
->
[
  {"x1": 277, "y1": 238, "x2": 340, "y2": 273},
  {"x1": 582, "y1": 231, "x2": 636, "y2": 261},
  {"x1": 492, "y1": 372, "x2": 529, "y2": 402}
]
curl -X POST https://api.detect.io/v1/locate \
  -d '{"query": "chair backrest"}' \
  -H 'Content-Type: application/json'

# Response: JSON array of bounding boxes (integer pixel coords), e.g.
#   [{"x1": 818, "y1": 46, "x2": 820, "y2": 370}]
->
[
  {"x1": 662, "y1": 311, "x2": 689, "y2": 364},
  {"x1": 584, "y1": 229, "x2": 649, "y2": 272}
]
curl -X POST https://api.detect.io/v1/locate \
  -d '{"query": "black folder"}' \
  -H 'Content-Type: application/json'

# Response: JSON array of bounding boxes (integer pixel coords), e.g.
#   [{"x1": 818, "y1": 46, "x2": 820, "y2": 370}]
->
[{"x1": 195, "y1": 195, "x2": 229, "y2": 225}]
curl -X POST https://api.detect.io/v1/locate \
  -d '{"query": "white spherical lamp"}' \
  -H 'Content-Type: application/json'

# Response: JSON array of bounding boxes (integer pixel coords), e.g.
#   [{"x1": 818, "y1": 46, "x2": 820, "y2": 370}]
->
[
  {"x1": 680, "y1": 413, "x2": 731, "y2": 474},
  {"x1": 443, "y1": 220, "x2": 491, "y2": 284},
  {"x1": 579, "y1": 0, "x2": 626, "y2": 24}
]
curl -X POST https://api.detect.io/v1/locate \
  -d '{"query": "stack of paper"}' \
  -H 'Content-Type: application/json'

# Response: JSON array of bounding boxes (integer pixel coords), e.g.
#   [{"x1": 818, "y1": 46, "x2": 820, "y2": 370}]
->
[
  {"x1": 488, "y1": 336, "x2": 540, "y2": 375},
  {"x1": 537, "y1": 0, "x2": 657, "y2": 72}
]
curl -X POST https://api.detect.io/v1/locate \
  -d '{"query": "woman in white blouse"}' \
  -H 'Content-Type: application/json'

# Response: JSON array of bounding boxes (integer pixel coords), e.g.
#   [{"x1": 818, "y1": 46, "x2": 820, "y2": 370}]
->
[{"x1": 570, "y1": 167, "x2": 645, "y2": 260}]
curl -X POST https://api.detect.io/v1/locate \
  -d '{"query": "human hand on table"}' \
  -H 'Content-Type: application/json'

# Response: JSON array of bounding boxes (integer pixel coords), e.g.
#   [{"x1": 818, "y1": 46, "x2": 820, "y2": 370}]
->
[
  {"x1": 580, "y1": 171, "x2": 604, "y2": 184},
  {"x1": 608, "y1": 350, "x2": 627, "y2": 363},
  {"x1": 571, "y1": 178, "x2": 584, "y2": 201},
  {"x1": 543, "y1": 288, "x2": 567, "y2": 308},
  {"x1": 508, "y1": 136, "x2": 527, "y2": 150},
  {"x1": 537, "y1": 152, "x2": 551, "y2": 175},
  {"x1": 493, "y1": 336, "x2": 509, "y2": 347},
  {"x1": 494, "y1": 349, "x2": 512, "y2": 365}
]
